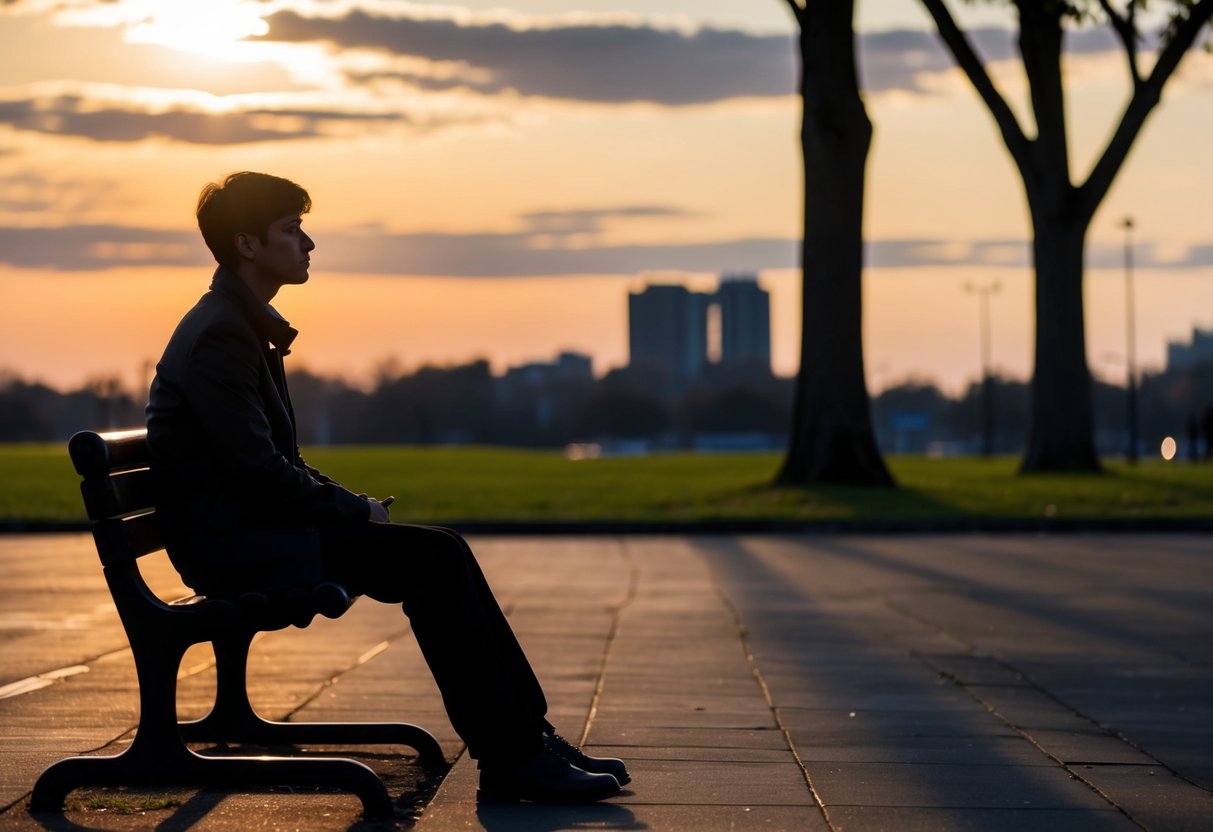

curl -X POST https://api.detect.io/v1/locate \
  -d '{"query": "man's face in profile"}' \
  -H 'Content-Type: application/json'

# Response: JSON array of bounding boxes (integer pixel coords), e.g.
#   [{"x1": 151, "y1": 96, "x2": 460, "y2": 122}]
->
[{"x1": 254, "y1": 213, "x2": 315, "y2": 287}]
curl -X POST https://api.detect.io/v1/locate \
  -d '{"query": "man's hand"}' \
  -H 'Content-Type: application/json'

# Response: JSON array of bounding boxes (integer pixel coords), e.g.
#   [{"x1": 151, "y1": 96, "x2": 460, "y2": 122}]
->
[{"x1": 367, "y1": 495, "x2": 394, "y2": 523}]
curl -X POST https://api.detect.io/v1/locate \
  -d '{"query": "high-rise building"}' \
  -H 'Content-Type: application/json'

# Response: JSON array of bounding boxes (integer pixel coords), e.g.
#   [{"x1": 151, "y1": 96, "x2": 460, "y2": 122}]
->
[
  {"x1": 1166, "y1": 326, "x2": 1213, "y2": 371},
  {"x1": 715, "y1": 274, "x2": 771, "y2": 365},
  {"x1": 628, "y1": 277, "x2": 771, "y2": 381},
  {"x1": 628, "y1": 284, "x2": 710, "y2": 380}
]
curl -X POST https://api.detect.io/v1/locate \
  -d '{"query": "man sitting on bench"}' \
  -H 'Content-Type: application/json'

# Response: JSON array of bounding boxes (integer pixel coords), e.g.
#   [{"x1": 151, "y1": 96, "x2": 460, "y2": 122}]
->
[{"x1": 145, "y1": 171, "x2": 628, "y2": 803}]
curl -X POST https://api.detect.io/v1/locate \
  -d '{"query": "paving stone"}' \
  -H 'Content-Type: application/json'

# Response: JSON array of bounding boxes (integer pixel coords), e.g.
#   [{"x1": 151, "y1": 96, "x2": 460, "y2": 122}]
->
[
  {"x1": 1074, "y1": 763, "x2": 1213, "y2": 832},
  {"x1": 827, "y1": 806, "x2": 1138, "y2": 832},
  {"x1": 968, "y1": 685, "x2": 1108, "y2": 732},
  {"x1": 915, "y1": 653, "x2": 1036, "y2": 687},
  {"x1": 1025, "y1": 729, "x2": 1158, "y2": 766},
  {"x1": 586, "y1": 745, "x2": 795, "y2": 764},
  {"x1": 590, "y1": 706, "x2": 776, "y2": 730},
  {"x1": 777, "y1": 706, "x2": 1018, "y2": 742},
  {"x1": 809, "y1": 760, "x2": 1114, "y2": 810},
  {"x1": 596, "y1": 673, "x2": 758, "y2": 697},
  {"x1": 604, "y1": 758, "x2": 812, "y2": 807},
  {"x1": 469, "y1": 803, "x2": 829, "y2": 831},
  {"x1": 791, "y1": 735, "x2": 1056, "y2": 767},
  {"x1": 587, "y1": 725, "x2": 789, "y2": 750}
]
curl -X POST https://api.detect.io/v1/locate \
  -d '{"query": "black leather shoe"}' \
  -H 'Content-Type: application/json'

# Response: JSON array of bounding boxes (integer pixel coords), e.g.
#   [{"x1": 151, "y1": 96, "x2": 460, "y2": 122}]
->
[
  {"x1": 478, "y1": 748, "x2": 621, "y2": 803},
  {"x1": 544, "y1": 732, "x2": 631, "y2": 786}
]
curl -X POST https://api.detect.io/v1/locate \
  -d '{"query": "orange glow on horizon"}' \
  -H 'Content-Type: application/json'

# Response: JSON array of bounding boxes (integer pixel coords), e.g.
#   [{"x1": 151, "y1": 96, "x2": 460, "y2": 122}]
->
[{"x1": 3, "y1": 262, "x2": 1210, "y2": 400}]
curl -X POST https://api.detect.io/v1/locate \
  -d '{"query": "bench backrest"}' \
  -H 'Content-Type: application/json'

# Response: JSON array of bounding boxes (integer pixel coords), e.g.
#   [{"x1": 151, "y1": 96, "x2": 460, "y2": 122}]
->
[
  {"x1": 68, "y1": 429, "x2": 163, "y2": 567},
  {"x1": 70, "y1": 428, "x2": 356, "y2": 628}
]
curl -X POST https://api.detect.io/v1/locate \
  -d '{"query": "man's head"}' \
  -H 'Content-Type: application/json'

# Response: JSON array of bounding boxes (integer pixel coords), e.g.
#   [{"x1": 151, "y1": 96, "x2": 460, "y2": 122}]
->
[{"x1": 196, "y1": 171, "x2": 311, "y2": 271}]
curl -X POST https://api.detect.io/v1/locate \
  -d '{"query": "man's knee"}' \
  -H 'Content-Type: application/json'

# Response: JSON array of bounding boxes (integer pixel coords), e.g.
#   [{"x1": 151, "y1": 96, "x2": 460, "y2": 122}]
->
[
  {"x1": 422, "y1": 526, "x2": 475, "y2": 576},
  {"x1": 432, "y1": 524, "x2": 471, "y2": 552}
]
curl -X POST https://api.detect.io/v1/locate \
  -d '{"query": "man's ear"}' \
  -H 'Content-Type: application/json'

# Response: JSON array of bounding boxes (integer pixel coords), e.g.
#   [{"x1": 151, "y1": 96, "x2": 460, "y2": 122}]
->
[{"x1": 233, "y1": 231, "x2": 260, "y2": 261}]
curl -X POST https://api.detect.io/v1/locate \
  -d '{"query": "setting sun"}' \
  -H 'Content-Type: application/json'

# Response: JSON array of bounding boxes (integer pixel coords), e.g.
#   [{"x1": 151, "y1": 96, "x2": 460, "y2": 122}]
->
[{"x1": 124, "y1": 0, "x2": 269, "y2": 61}]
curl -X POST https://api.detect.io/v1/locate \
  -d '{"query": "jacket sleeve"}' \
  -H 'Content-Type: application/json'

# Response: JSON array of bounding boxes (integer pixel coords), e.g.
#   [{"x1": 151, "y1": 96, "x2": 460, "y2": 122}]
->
[
  {"x1": 185, "y1": 320, "x2": 370, "y2": 525},
  {"x1": 300, "y1": 457, "x2": 336, "y2": 485}
]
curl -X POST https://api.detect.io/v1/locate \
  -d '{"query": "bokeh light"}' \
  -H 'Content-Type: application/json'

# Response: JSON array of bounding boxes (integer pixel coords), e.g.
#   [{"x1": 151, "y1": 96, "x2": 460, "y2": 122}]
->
[{"x1": 1160, "y1": 436, "x2": 1177, "y2": 461}]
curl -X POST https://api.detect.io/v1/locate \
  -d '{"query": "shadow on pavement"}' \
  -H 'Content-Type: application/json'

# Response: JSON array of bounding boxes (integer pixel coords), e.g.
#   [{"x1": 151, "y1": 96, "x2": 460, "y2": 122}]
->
[
  {"x1": 694, "y1": 536, "x2": 1131, "y2": 828},
  {"x1": 16, "y1": 748, "x2": 451, "y2": 832},
  {"x1": 474, "y1": 800, "x2": 643, "y2": 832}
]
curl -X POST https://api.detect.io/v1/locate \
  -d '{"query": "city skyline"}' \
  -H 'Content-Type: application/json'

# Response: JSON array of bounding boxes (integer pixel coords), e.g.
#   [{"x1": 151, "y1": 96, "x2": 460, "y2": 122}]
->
[
  {"x1": 7, "y1": 278, "x2": 1210, "y2": 400},
  {"x1": 0, "y1": 0, "x2": 1210, "y2": 397},
  {"x1": 628, "y1": 275, "x2": 771, "y2": 383}
]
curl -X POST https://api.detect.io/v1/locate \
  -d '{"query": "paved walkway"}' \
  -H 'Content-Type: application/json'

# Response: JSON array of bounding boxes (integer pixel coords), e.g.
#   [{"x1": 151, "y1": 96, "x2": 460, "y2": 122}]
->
[{"x1": 0, "y1": 533, "x2": 1210, "y2": 830}]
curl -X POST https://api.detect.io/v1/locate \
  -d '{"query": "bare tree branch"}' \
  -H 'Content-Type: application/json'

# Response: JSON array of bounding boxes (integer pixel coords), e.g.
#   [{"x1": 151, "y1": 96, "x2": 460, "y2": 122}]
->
[
  {"x1": 1080, "y1": 0, "x2": 1213, "y2": 216},
  {"x1": 1097, "y1": 0, "x2": 1142, "y2": 83},
  {"x1": 781, "y1": 0, "x2": 806, "y2": 24},
  {"x1": 1015, "y1": 1, "x2": 1072, "y2": 182},
  {"x1": 919, "y1": 0, "x2": 1033, "y2": 169}
]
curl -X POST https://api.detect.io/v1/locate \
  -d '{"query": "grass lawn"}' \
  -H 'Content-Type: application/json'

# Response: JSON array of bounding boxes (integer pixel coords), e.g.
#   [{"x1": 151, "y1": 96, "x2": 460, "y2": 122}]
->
[{"x1": 3, "y1": 443, "x2": 1212, "y2": 524}]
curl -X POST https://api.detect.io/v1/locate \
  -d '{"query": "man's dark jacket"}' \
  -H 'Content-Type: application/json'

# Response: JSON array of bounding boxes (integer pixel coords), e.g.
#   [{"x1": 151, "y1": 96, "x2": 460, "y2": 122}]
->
[{"x1": 147, "y1": 266, "x2": 369, "y2": 596}]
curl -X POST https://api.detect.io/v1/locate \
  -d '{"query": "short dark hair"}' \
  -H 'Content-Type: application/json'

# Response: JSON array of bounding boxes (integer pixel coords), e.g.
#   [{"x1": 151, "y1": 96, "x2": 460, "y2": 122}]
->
[{"x1": 196, "y1": 172, "x2": 311, "y2": 269}]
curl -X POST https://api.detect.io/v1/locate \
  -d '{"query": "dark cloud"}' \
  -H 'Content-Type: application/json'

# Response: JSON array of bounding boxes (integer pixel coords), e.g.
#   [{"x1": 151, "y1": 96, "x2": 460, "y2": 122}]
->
[
  {"x1": 264, "y1": 10, "x2": 798, "y2": 104},
  {"x1": 867, "y1": 25, "x2": 1131, "y2": 90},
  {"x1": 0, "y1": 221, "x2": 792, "y2": 274},
  {"x1": 319, "y1": 231, "x2": 797, "y2": 276},
  {"x1": 264, "y1": 10, "x2": 1130, "y2": 102},
  {"x1": 868, "y1": 238, "x2": 1213, "y2": 271},
  {"x1": 520, "y1": 206, "x2": 696, "y2": 236},
  {"x1": 0, "y1": 225, "x2": 206, "y2": 270},
  {"x1": 0, "y1": 10, "x2": 1139, "y2": 151},
  {"x1": 869, "y1": 239, "x2": 1029, "y2": 269},
  {"x1": 0, "y1": 95, "x2": 401, "y2": 145},
  {"x1": 0, "y1": 171, "x2": 111, "y2": 214},
  {"x1": 3, "y1": 222, "x2": 1205, "y2": 276},
  {"x1": 345, "y1": 68, "x2": 501, "y2": 96},
  {"x1": 855, "y1": 25, "x2": 1122, "y2": 92}
]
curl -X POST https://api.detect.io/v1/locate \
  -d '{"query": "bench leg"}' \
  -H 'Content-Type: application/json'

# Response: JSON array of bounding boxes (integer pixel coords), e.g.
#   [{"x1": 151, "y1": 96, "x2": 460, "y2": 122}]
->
[
  {"x1": 178, "y1": 630, "x2": 445, "y2": 766},
  {"x1": 32, "y1": 629, "x2": 398, "y2": 818},
  {"x1": 31, "y1": 745, "x2": 394, "y2": 818}
]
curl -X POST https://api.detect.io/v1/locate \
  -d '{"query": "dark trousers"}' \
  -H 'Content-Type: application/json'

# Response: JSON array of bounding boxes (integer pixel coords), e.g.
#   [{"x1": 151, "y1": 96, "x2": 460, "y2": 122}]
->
[{"x1": 317, "y1": 522, "x2": 549, "y2": 760}]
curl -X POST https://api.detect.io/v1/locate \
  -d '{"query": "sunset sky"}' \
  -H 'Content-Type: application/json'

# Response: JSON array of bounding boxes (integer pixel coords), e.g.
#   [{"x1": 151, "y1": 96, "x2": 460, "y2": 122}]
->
[{"x1": 1, "y1": 0, "x2": 1210, "y2": 397}]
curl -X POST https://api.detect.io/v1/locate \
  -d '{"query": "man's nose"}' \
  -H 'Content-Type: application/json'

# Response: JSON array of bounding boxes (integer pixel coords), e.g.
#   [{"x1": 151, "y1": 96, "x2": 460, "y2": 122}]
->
[{"x1": 302, "y1": 232, "x2": 315, "y2": 252}]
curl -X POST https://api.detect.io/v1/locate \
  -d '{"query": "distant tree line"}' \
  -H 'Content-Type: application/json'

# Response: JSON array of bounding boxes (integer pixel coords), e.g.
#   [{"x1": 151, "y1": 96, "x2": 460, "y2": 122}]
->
[
  {"x1": 0, "y1": 374, "x2": 143, "y2": 442},
  {"x1": 283, "y1": 358, "x2": 794, "y2": 449},
  {"x1": 871, "y1": 364, "x2": 1213, "y2": 458},
  {"x1": 3, "y1": 359, "x2": 1210, "y2": 457}
]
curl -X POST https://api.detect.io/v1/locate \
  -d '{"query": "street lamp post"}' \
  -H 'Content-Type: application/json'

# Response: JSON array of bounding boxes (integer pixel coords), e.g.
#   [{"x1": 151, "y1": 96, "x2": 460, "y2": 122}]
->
[
  {"x1": 965, "y1": 280, "x2": 1001, "y2": 457},
  {"x1": 1122, "y1": 217, "x2": 1139, "y2": 464}
]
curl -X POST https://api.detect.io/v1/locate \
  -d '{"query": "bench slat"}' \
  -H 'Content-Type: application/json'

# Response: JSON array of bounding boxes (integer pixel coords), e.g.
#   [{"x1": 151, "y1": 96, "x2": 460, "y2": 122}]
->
[
  {"x1": 92, "y1": 513, "x2": 163, "y2": 565},
  {"x1": 80, "y1": 467, "x2": 157, "y2": 521}
]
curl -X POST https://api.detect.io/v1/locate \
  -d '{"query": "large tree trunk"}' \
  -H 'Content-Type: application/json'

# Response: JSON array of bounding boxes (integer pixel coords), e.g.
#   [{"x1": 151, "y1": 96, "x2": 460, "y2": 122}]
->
[
  {"x1": 1015, "y1": 3, "x2": 1100, "y2": 473},
  {"x1": 1021, "y1": 202, "x2": 1100, "y2": 471},
  {"x1": 775, "y1": 2, "x2": 892, "y2": 487}
]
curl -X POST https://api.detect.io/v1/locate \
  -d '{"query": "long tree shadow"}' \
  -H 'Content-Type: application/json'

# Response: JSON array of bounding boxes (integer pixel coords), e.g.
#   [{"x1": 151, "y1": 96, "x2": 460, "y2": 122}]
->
[
  {"x1": 693, "y1": 535, "x2": 1145, "y2": 827},
  {"x1": 737, "y1": 479, "x2": 965, "y2": 524}
]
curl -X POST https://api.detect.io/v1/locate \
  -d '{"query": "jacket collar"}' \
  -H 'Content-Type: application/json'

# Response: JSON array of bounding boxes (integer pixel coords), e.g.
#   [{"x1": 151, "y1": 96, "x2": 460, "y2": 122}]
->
[{"x1": 209, "y1": 266, "x2": 299, "y2": 354}]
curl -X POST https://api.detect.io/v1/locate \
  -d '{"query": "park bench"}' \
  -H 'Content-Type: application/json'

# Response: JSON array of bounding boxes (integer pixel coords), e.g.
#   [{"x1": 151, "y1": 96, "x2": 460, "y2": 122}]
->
[{"x1": 31, "y1": 428, "x2": 444, "y2": 818}]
